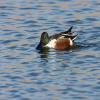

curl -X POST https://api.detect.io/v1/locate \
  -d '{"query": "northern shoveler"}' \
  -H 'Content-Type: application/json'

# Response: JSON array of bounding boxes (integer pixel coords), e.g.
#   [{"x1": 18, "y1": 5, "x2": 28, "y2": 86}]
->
[{"x1": 36, "y1": 26, "x2": 78, "y2": 50}]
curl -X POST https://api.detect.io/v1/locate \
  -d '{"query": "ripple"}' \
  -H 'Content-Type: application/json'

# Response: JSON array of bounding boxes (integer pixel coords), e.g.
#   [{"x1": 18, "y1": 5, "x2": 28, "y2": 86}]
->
[
  {"x1": 1, "y1": 39, "x2": 18, "y2": 44},
  {"x1": 0, "y1": 0, "x2": 100, "y2": 100}
]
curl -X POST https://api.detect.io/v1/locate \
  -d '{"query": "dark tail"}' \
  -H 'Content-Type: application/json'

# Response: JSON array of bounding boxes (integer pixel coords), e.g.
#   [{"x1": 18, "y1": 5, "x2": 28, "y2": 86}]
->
[
  {"x1": 67, "y1": 26, "x2": 73, "y2": 33},
  {"x1": 63, "y1": 26, "x2": 73, "y2": 35}
]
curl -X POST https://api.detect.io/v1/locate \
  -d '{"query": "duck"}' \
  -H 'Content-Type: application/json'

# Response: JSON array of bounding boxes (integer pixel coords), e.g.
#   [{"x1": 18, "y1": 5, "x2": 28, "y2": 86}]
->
[{"x1": 36, "y1": 26, "x2": 78, "y2": 50}]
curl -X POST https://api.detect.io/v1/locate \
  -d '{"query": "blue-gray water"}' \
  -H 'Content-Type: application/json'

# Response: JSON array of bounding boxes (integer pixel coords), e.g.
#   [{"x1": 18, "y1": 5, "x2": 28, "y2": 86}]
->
[{"x1": 0, "y1": 0, "x2": 100, "y2": 100}]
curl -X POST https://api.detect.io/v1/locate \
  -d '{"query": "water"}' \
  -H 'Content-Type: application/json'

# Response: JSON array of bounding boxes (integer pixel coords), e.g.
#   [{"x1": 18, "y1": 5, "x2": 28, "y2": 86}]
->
[{"x1": 0, "y1": 0, "x2": 100, "y2": 100}]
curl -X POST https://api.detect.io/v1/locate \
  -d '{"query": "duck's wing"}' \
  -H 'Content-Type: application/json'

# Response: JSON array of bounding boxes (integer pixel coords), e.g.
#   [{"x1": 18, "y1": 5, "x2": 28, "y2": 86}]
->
[
  {"x1": 50, "y1": 26, "x2": 74, "y2": 39},
  {"x1": 50, "y1": 33, "x2": 62, "y2": 39},
  {"x1": 62, "y1": 34, "x2": 78, "y2": 41}
]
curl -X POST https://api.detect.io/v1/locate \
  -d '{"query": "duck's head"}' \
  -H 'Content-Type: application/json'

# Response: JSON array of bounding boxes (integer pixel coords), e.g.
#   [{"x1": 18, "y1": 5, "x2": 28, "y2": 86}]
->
[{"x1": 36, "y1": 32, "x2": 49, "y2": 50}]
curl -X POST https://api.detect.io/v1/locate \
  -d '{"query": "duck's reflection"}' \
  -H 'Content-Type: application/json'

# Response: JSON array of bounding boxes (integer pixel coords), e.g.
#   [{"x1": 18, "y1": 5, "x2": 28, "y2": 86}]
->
[{"x1": 38, "y1": 48, "x2": 49, "y2": 60}]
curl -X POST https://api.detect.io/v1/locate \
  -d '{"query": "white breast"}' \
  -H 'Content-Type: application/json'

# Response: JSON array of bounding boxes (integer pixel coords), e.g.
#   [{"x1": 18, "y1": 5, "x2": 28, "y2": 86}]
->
[{"x1": 45, "y1": 39, "x2": 56, "y2": 48}]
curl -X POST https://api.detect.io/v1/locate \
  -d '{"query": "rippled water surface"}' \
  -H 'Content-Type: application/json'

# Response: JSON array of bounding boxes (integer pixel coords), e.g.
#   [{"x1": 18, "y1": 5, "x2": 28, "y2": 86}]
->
[{"x1": 0, "y1": 0, "x2": 100, "y2": 100}]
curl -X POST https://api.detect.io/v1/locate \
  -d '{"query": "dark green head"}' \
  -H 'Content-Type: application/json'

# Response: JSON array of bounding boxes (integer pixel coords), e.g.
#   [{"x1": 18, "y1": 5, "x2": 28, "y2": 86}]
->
[{"x1": 36, "y1": 32, "x2": 49, "y2": 50}]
